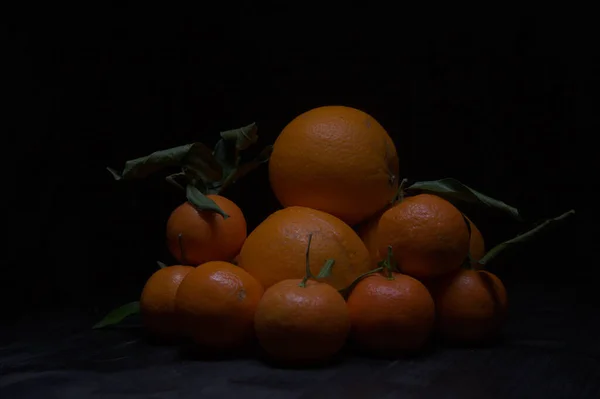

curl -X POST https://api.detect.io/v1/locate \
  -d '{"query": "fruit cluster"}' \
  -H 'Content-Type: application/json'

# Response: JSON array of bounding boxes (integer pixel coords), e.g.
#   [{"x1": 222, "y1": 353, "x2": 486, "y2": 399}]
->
[{"x1": 99, "y1": 105, "x2": 574, "y2": 366}]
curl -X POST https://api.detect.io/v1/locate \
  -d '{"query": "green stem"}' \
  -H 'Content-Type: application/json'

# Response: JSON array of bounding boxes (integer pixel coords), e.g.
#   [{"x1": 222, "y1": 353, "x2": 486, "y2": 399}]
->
[
  {"x1": 165, "y1": 172, "x2": 187, "y2": 191},
  {"x1": 391, "y1": 178, "x2": 409, "y2": 204},
  {"x1": 298, "y1": 233, "x2": 315, "y2": 288},
  {"x1": 478, "y1": 209, "x2": 575, "y2": 267},
  {"x1": 384, "y1": 245, "x2": 395, "y2": 279},
  {"x1": 462, "y1": 255, "x2": 475, "y2": 270},
  {"x1": 338, "y1": 266, "x2": 385, "y2": 298},
  {"x1": 216, "y1": 168, "x2": 239, "y2": 195}
]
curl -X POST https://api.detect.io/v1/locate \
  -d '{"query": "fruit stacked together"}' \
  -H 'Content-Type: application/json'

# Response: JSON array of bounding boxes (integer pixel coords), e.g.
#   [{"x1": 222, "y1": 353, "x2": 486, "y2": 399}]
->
[{"x1": 101, "y1": 105, "x2": 573, "y2": 365}]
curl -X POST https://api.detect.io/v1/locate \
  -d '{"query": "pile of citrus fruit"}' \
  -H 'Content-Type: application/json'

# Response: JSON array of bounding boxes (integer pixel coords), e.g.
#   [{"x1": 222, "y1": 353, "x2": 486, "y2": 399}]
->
[{"x1": 99, "y1": 105, "x2": 574, "y2": 365}]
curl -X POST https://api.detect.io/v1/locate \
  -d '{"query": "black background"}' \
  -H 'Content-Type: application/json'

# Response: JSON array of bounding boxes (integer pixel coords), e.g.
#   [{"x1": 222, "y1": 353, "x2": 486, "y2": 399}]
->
[{"x1": 7, "y1": 13, "x2": 583, "y2": 323}]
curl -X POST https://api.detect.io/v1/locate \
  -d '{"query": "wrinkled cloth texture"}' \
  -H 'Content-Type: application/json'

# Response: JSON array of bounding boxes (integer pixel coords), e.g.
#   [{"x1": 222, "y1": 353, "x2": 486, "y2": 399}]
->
[{"x1": 1, "y1": 281, "x2": 598, "y2": 399}]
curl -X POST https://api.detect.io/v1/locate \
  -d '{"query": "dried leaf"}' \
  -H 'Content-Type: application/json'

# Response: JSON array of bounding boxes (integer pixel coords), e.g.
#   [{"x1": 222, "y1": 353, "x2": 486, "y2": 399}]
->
[
  {"x1": 214, "y1": 145, "x2": 273, "y2": 194},
  {"x1": 220, "y1": 122, "x2": 259, "y2": 150},
  {"x1": 165, "y1": 172, "x2": 187, "y2": 190},
  {"x1": 108, "y1": 142, "x2": 222, "y2": 183},
  {"x1": 183, "y1": 143, "x2": 223, "y2": 183},
  {"x1": 107, "y1": 144, "x2": 195, "y2": 180}
]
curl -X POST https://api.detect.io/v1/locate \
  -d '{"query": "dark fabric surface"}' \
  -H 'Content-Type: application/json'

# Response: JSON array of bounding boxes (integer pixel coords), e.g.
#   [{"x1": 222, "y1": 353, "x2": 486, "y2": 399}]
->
[{"x1": 2, "y1": 280, "x2": 598, "y2": 399}]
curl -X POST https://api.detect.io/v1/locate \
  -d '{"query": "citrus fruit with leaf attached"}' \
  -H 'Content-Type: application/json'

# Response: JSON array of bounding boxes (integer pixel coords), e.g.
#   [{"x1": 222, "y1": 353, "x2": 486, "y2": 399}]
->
[
  {"x1": 268, "y1": 105, "x2": 400, "y2": 226},
  {"x1": 175, "y1": 261, "x2": 264, "y2": 350},
  {"x1": 427, "y1": 268, "x2": 507, "y2": 343},
  {"x1": 347, "y1": 249, "x2": 436, "y2": 356},
  {"x1": 237, "y1": 206, "x2": 372, "y2": 291},
  {"x1": 166, "y1": 195, "x2": 247, "y2": 266},
  {"x1": 377, "y1": 194, "x2": 470, "y2": 279},
  {"x1": 139, "y1": 265, "x2": 195, "y2": 337},
  {"x1": 253, "y1": 235, "x2": 350, "y2": 364}
]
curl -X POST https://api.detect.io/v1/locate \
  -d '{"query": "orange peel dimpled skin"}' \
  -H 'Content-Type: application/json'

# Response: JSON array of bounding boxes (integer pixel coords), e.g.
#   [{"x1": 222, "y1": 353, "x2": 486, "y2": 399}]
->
[{"x1": 268, "y1": 105, "x2": 400, "y2": 226}]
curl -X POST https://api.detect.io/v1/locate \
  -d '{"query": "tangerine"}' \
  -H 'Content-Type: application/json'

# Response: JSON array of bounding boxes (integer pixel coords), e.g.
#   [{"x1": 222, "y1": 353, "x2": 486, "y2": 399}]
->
[
  {"x1": 175, "y1": 261, "x2": 264, "y2": 350},
  {"x1": 347, "y1": 270, "x2": 436, "y2": 355},
  {"x1": 428, "y1": 268, "x2": 508, "y2": 343},
  {"x1": 139, "y1": 265, "x2": 194, "y2": 337},
  {"x1": 377, "y1": 194, "x2": 470, "y2": 279},
  {"x1": 166, "y1": 195, "x2": 246, "y2": 265}
]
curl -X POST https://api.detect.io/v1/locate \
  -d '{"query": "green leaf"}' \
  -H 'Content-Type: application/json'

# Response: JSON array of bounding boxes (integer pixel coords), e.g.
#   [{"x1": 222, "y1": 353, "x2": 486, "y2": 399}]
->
[
  {"x1": 478, "y1": 209, "x2": 575, "y2": 267},
  {"x1": 107, "y1": 144, "x2": 196, "y2": 180},
  {"x1": 157, "y1": 261, "x2": 167, "y2": 269},
  {"x1": 212, "y1": 138, "x2": 238, "y2": 174},
  {"x1": 316, "y1": 259, "x2": 336, "y2": 278},
  {"x1": 182, "y1": 143, "x2": 223, "y2": 183},
  {"x1": 405, "y1": 178, "x2": 522, "y2": 221},
  {"x1": 165, "y1": 172, "x2": 187, "y2": 190},
  {"x1": 209, "y1": 145, "x2": 274, "y2": 195},
  {"x1": 93, "y1": 301, "x2": 140, "y2": 329},
  {"x1": 229, "y1": 145, "x2": 273, "y2": 183},
  {"x1": 220, "y1": 122, "x2": 259, "y2": 150},
  {"x1": 107, "y1": 142, "x2": 223, "y2": 183},
  {"x1": 186, "y1": 184, "x2": 230, "y2": 219}
]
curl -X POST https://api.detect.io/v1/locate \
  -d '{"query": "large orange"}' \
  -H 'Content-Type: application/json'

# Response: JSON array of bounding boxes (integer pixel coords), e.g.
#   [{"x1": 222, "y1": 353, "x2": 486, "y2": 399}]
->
[
  {"x1": 347, "y1": 271, "x2": 436, "y2": 356},
  {"x1": 175, "y1": 261, "x2": 264, "y2": 350},
  {"x1": 166, "y1": 195, "x2": 247, "y2": 265},
  {"x1": 140, "y1": 265, "x2": 195, "y2": 337},
  {"x1": 377, "y1": 194, "x2": 470, "y2": 279},
  {"x1": 268, "y1": 105, "x2": 400, "y2": 226},
  {"x1": 254, "y1": 279, "x2": 350, "y2": 363},
  {"x1": 427, "y1": 268, "x2": 508, "y2": 343},
  {"x1": 237, "y1": 206, "x2": 372, "y2": 291}
]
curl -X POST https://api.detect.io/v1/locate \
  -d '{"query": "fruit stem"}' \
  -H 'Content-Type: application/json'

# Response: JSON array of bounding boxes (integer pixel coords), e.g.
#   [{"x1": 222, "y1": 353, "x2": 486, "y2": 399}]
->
[
  {"x1": 178, "y1": 233, "x2": 188, "y2": 265},
  {"x1": 461, "y1": 255, "x2": 475, "y2": 270},
  {"x1": 338, "y1": 266, "x2": 384, "y2": 298},
  {"x1": 478, "y1": 209, "x2": 575, "y2": 267},
  {"x1": 298, "y1": 233, "x2": 315, "y2": 288},
  {"x1": 383, "y1": 245, "x2": 395, "y2": 280},
  {"x1": 391, "y1": 178, "x2": 409, "y2": 204}
]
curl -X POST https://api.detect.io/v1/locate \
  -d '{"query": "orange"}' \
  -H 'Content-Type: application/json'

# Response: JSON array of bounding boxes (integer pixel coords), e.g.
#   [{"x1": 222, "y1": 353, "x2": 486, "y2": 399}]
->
[
  {"x1": 347, "y1": 270, "x2": 436, "y2": 356},
  {"x1": 175, "y1": 261, "x2": 264, "y2": 350},
  {"x1": 466, "y1": 217, "x2": 486, "y2": 266},
  {"x1": 139, "y1": 265, "x2": 195, "y2": 337},
  {"x1": 427, "y1": 268, "x2": 508, "y2": 343},
  {"x1": 377, "y1": 194, "x2": 470, "y2": 279},
  {"x1": 166, "y1": 195, "x2": 247, "y2": 265},
  {"x1": 254, "y1": 279, "x2": 350, "y2": 363},
  {"x1": 237, "y1": 206, "x2": 372, "y2": 291},
  {"x1": 268, "y1": 105, "x2": 400, "y2": 226},
  {"x1": 356, "y1": 208, "x2": 388, "y2": 267}
]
